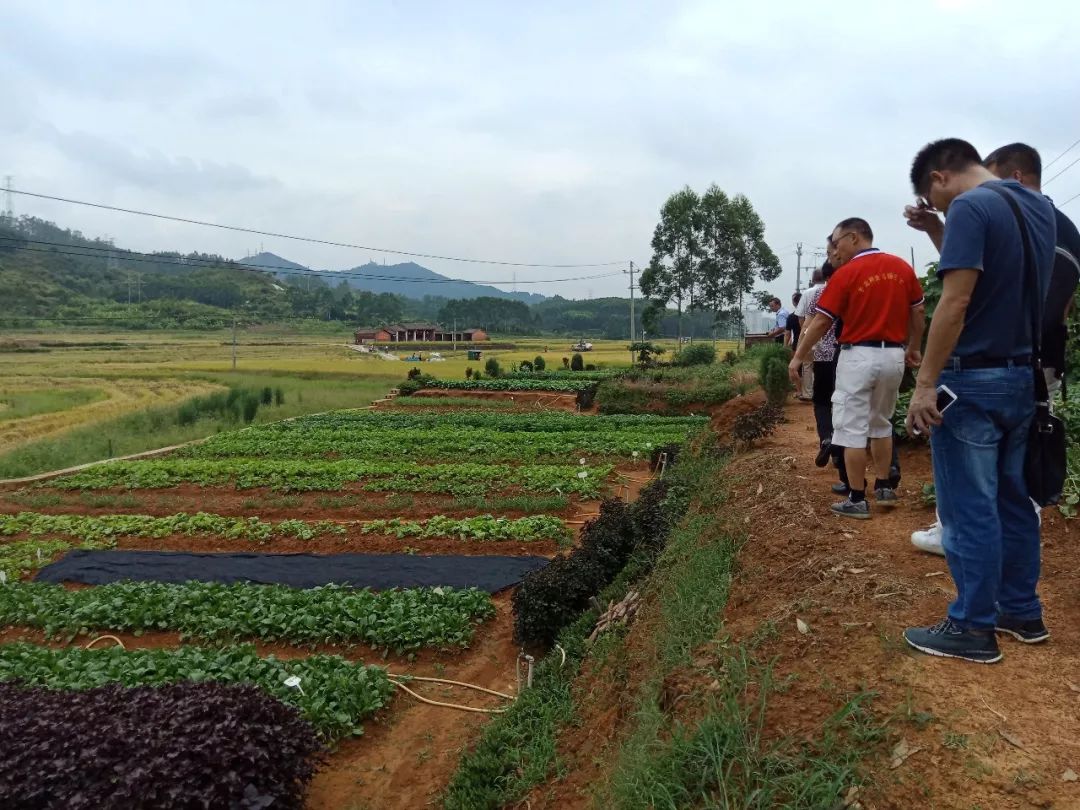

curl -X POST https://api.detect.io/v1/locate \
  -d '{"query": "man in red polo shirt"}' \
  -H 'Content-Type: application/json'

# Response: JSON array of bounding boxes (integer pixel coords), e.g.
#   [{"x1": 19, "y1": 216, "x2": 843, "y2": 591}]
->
[{"x1": 790, "y1": 217, "x2": 925, "y2": 519}]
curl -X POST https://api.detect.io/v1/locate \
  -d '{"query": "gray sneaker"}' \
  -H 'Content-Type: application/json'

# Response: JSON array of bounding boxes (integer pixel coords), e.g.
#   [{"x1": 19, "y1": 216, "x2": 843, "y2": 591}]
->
[
  {"x1": 831, "y1": 498, "x2": 870, "y2": 520},
  {"x1": 875, "y1": 487, "x2": 899, "y2": 507}
]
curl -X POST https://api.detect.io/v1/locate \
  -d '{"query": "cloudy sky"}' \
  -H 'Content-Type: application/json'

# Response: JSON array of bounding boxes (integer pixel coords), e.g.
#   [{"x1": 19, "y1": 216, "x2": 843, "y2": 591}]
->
[{"x1": 3, "y1": 0, "x2": 1079, "y2": 301}]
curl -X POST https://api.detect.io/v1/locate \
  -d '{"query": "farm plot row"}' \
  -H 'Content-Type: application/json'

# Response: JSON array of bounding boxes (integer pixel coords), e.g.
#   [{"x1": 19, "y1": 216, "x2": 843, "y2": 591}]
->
[
  {"x1": 44, "y1": 459, "x2": 614, "y2": 496},
  {"x1": 0, "y1": 511, "x2": 571, "y2": 544},
  {"x1": 421, "y1": 378, "x2": 595, "y2": 393},
  {"x1": 242, "y1": 410, "x2": 706, "y2": 433},
  {"x1": 0, "y1": 581, "x2": 495, "y2": 652},
  {"x1": 181, "y1": 426, "x2": 688, "y2": 461}
]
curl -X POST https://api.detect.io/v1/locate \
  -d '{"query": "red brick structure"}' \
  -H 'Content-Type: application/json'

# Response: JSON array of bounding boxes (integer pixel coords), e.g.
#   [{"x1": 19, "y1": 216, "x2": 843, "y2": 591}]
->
[{"x1": 353, "y1": 324, "x2": 488, "y2": 344}]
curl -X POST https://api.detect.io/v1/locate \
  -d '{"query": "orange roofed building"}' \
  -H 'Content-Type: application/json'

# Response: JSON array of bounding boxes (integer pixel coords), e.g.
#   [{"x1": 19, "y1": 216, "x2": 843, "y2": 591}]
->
[{"x1": 353, "y1": 323, "x2": 489, "y2": 344}]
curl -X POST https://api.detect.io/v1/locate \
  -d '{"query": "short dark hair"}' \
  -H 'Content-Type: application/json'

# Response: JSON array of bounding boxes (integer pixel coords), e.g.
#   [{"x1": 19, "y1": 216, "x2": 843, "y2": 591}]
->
[
  {"x1": 984, "y1": 142, "x2": 1042, "y2": 182},
  {"x1": 834, "y1": 217, "x2": 873, "y2": 242},
  {"x1": 909, "y1": 138, "x2": 982, "y2": 194},
  {"x1": 792, "y1": 292, "x2": 802, "y2": 305},
  {"x1": 821, "y1": 261, "x2": 836, "y2": 280},
  {"x1": 769, "y1": 296, "x2": 781, "y2": 306}
]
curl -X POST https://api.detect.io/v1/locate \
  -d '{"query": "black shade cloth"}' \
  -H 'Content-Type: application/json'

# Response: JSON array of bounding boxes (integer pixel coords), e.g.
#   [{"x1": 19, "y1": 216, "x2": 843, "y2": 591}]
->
[{"x1": 35, "y1": 550, "x2": 549, "y2": 593}]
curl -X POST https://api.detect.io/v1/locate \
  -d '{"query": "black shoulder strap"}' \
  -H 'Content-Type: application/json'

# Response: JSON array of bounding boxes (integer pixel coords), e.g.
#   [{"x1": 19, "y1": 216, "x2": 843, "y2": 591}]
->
[{"x1": 986, "y1": 183, "x2": 1049, "y2": 403}]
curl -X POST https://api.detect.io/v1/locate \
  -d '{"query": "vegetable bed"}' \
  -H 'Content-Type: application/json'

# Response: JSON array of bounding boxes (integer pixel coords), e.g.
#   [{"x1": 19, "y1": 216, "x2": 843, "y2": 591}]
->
[
  {"x1": 45, "y1": 459, "x2": 614, "y2": 495},
  {"x1": 0, "y1": 642, "x2": 392, "y2": 740},
  {"x1": 0, "y1": 581, "x2": 496, "y2": 652},
  {"x1": 0, "y1": 680, "x2": 321, "y2": 810},
  {"x1": 1, "y1": 511, "x2": 572, "y2": 545}
]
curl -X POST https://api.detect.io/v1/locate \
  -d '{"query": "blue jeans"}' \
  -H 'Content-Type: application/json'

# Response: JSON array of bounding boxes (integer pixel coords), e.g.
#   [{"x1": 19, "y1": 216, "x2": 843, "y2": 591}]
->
[{"x1": 932, "y1": 364, "x2": 1041, "y2": 630}]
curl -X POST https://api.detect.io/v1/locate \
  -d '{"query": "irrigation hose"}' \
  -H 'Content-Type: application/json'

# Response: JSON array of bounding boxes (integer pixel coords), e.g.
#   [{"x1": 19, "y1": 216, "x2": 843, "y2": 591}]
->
[
  {"x1": 387, "y1": 677, "x2": 510, "y2": 714},
  {"x1": 84, "y1": 635, "x2": 126, "y2": 650},
  {"x1": 387, "y1": 673, "x2": 515, "y2": 701}
]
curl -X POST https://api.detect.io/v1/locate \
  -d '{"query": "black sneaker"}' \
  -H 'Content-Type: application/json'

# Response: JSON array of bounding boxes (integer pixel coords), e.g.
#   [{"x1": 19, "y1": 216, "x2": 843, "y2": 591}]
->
[
  {"x1": 888, "y1": 463, "x2": 901, "y2": 489},
  {"x1": 904, "y1": 618, "x2": 1002, "y2": 664},
  {"x1": 815, "y1": 440, "x2": 832, "y2": 468},
  {"x1": 995, "y1": 615, "x2": 1049, "y2": 644},
  {"x1": 831, "y1": 482, "x2": 850, "y2": 495}
]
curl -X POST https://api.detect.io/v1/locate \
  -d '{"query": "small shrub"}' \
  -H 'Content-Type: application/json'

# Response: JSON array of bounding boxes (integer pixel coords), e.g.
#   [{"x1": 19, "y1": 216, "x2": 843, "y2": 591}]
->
[
  {"x1": 274, "y1": 387, "x2": 285, "y2": 406},
  {"x1": 673, "y1": 343, "x2": 716, "y2": 367},
  {"x1": 240, "y1": 393, "x2": 260, "y2": 423},
  {"x1": 260, "y1": 386, "x2": 273, "y2": 405},
  {"x1": 397, "y1": 379, "x2": 424, "y2": 396},
  {"x1": 484, "y1": 357, "x2": 502, "y2": 378},
  {"x1": 762, "y1": 357, "x2": 791, "y2": 406},
  {"x1": 585, "y1": 363, "x2": 597, "y2": 371},
  {"x1": 723, "y1": 350, "x2": 739, "y2": 366},
  {"x1": 534, "y1": 355, "x2": 546, "y2": 371},
  {"x1": 407, "y1": 367, "x2": 423, "y2": 380},
  {"x1": 519, "y1": 361, "x2": 534, "y2": 373},
  {"x1": 731, "y1": 403, "x2": 784, "y2": 447},
  {"x1": 465, "y1": 367, "x2": 474, "y2": 379},
  {"x1": 562, "y1": 357, "x2": 570, "y2": 369},
  {"x1": 571, "y1": 353, "x2": 584, "y2": 372}
]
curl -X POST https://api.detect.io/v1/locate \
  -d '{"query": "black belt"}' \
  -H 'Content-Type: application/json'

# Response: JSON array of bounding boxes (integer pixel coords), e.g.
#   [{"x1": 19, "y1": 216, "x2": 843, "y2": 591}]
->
[
  {"x1": 950, "y1": 354, "x2": 1032, "y2": 370},
  {"x1": 841, "y1": 341, "x2": 904, "y2": 349}
]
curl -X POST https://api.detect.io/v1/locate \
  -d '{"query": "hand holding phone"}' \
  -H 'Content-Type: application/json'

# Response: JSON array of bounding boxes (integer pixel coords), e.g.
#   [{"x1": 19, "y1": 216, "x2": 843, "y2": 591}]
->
[{"x1": 908, "y1": 384, "x2": 956, "y2": 436}]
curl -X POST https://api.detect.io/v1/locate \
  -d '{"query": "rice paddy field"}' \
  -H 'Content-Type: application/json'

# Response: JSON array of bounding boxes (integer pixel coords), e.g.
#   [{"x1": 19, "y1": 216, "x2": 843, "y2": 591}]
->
[{"x1": 0, "y1": 327, "x2": 733, "y2": 479}]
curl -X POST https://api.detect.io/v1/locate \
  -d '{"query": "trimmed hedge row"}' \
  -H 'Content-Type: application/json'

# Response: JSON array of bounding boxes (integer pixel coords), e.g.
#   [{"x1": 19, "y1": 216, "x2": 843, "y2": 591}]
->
[{"x1": 513, "y1": 478, "x2": 673, "y2": 646}]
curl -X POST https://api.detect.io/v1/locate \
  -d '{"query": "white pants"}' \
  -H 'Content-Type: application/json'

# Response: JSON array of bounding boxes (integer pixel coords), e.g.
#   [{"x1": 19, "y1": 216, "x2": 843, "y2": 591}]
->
[{"x1": 831, "y1": 346, "x2": 905, "y2": 448}]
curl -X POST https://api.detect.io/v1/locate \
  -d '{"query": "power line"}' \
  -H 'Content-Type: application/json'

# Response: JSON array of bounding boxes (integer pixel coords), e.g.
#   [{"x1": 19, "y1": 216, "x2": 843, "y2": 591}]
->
[
  {"x1": 0, "y1": 238, "x2": 623, "y2": 285},
  {"x1": 1044, "y1": 154, "x2": 1080, "y2": 187},
  {"x1": 1045, "y1": 138, "x2": 1080, "y2": 170},
  {"x1": 7, "y1": 188, "x2": 626, "y2": 269},
  {"x1": 1060, "y1": 190, "x2": 1080, "y2": 208}
]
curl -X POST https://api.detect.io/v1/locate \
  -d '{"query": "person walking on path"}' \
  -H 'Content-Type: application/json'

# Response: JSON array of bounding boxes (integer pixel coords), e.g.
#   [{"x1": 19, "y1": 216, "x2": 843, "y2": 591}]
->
[
  {"x1": 907, "y1": 142, "x2": 1080, "y2": 557},
  {"x1": 795, "y1": 270, "x2": 825, "y2": 398},
  {"x1": 805, "y1": 261, "x2": 850, "y2": 495},
  {"x1": 766, "y1": 297, "x2": 789, "y2": 342},
  {"x1": 790, "y1": 217, "x2": 925, "y2": 520},
  {"x1": 785, "y1": 292, "x2": 802, "y2": 349},
  {"x1": 903, "y1": 138, "x2": 1056, "y2": 664}
]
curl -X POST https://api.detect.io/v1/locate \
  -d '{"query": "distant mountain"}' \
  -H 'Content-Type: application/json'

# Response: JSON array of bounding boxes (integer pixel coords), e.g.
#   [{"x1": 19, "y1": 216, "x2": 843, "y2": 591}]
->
[{"x1": 239, "y1": 252, "x2": 545, "y2": 304}]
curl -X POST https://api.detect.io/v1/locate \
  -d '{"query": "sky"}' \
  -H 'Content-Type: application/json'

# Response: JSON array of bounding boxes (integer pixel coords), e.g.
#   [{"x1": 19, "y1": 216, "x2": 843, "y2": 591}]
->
[{"x1": 3, "y1": 0, "x2": 1080, "y2": 302}]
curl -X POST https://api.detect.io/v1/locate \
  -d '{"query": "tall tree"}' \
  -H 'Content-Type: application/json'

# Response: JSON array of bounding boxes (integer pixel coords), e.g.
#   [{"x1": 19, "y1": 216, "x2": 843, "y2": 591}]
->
[
  {"x1": 640, "y1": 187, "x2": 701, "y2": 340},
  {"x1": 696, "y1": 185, "x2": 781, "y2": 322}
]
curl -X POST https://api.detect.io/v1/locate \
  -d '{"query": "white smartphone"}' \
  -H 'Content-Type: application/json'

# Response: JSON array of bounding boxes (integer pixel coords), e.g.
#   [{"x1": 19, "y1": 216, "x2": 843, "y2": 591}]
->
[{"x1": 911, "y1": 384, "x2": 957, "y2": 435}]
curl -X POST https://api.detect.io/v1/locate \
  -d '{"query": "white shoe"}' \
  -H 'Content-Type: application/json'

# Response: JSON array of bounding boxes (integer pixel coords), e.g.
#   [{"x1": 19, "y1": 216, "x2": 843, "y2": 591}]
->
[{"x1": 911, "y1": 523, "x2": 945, "y2": 556}]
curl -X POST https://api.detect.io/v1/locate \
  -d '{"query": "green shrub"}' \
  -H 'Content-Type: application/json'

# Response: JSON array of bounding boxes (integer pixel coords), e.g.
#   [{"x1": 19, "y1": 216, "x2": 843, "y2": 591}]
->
[
  {"x1": 673, "y1": 343, "x2": 716, "y2": 367},
  {"x1": 752, "y1": 342, "x2": 791, "y2": 388},
  {"x1": 260, "y1": 386, "x2": 273, "y2": 405},
  {"x1": 397, "y1": 379, "x2": 424, "y2": 396},
  {"x1": 762, "y1": 357, "x2": 790, "y2": 406},
  {"x1": 484, "y1": 357, "x2": 502, "y2": 378},
  {"x1": 533, "y1": 355, "x2": 546, "y2": 371},
  {"x1": 240, "y1": 394, "x2": 260, "y2": 424},
  {"x1": 571, "y1": 353, "x2": 584, "y2": 371},
  {"x1": 519, "y1": 361, "x2": 534, "y2": 372},
  {"x1": 465, "y1": 367, "x2": 474, "y2": 379},
  {"x1": 273, "y1": 387, "x2": 284, "y2": 406},
  {"x1": 562, "y1": 357, "x2": 570, "y2": 369}
]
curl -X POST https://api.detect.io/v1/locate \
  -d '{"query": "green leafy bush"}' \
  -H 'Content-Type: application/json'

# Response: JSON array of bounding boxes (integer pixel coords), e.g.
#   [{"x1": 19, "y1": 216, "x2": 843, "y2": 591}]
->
[
  {"x1": 673, "y1": 343, "x2": 717, "y2": 367},
  {"x1": 571, "y1": 353, "x2": 584, "y2": 371},
  {"x1": 533, "y1": 355, "x2": 546, "y2": 371},
  {"x1": 484, "y1": 357, "x2": 502, "y2": 378}
]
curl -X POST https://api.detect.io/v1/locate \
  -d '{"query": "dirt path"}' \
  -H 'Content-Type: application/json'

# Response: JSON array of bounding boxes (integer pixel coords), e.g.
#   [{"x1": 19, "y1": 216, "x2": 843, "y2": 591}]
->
[{"x1": 722, "y1": 402, "x2": 1080, "y2": 809}]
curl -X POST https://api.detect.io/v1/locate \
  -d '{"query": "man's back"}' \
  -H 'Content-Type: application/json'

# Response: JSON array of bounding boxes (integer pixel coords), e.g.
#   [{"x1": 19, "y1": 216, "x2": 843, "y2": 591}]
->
[
  {"x1": 816, "y1": 251, "x2": 922, "y2": 344},
  {"x1": 938, "y1": 180, "x2": 1056, "y2": 358}
]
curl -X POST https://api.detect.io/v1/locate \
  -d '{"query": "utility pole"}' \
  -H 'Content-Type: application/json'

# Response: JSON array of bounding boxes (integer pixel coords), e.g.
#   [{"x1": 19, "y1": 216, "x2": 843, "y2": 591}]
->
[
  {"x1": 232, "y1": 318, "x2": 237, "y2": 371},
  {"x1": 910, "y1": 246, "x2": 916, "y2": 271},
  {"x1": 795, "y1": 242, "x2": 804, "y2": 292},
  {"x1": 452, "y1": 317, "x2": 457, "y2": 351},
  {"x1": 627, "y1": 260, "x2": 636, "y2": 365},
  {"x1": 2, "y1": 176, "x2": 13, "y2": 224}
]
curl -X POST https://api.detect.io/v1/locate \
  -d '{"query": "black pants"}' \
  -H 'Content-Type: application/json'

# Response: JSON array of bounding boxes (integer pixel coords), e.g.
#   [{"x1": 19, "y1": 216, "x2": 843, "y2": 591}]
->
[{"x1": 813, "y1": 357, "x2": 901, "y2": 489}]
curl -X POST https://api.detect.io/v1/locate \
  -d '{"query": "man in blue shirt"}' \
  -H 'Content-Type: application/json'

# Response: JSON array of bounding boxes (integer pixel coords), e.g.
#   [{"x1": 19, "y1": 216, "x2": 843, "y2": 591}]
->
[
  {"x1": 766, "y1": 297, "x2": 789, "y2": 343},
  {"x1": 904, "y1": 138, "x2": 1056, "y2": 664}
]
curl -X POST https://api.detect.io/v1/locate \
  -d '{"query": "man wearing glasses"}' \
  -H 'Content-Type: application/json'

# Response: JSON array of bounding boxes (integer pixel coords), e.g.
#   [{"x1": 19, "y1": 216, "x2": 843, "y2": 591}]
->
[
  {"x1": 902, "y1": 138, "x2": 1056, "y2": 664},
  {"x1": 790, "y1": 218, "x2": 925, "y2": 519}
]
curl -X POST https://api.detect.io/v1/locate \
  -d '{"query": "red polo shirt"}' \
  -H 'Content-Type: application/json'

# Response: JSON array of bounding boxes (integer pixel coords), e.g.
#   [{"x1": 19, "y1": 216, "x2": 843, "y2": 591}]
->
[{"x1": 816, "y1": 249, "x2": 924, "y2": 344}]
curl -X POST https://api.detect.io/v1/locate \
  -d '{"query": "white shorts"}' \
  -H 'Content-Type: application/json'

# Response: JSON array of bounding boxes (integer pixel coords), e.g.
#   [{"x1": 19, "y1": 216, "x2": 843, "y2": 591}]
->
[{"x1": 831, "y1": 345, "x2": 905, "y2": 448}]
